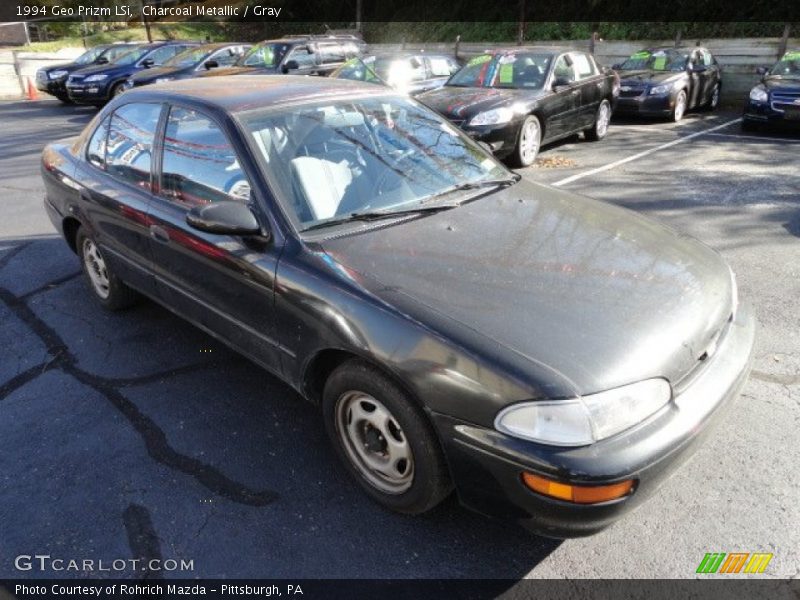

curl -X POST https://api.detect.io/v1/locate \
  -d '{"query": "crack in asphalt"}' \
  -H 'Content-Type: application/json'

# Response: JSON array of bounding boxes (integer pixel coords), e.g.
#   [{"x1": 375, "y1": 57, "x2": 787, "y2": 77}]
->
[
  {"x1": 0, "y1": 271, "x2": 278, "y2": 508},
  {"x1": 19, "y1": 270, "x2": 82, "y2": 300},
  {"x1": 751, "y1": 370, "x2": 800, "y2": 386},
  {"x1": 123, "y1": 503, "x2": 164, "y2": 580},
  {"x1": 0, "y1": 242, "x2": 31, "y2": 270}
]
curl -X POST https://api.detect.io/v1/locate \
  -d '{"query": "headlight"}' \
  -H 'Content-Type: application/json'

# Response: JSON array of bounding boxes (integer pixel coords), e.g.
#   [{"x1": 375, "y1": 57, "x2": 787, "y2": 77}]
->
[
  {"x1": 495, "y1": 379, "x2": 672, "y2": 446},
  {"x1": 649, "y1": 84, "x2": 672, "y2": 95},
  {"x1": 49, "y1": 70, "x2": 69, "y2": 80},
  {"x1": 155, "y1": 77, "x2": 174, "y2": 84},
  {"x1": 469, "y1": 107, "x2": 515, "y2": 126},
  {"x1": 749, "y1": 86, "x2": 768, "y2": 102},
  {"x1": 84, "y1": 74, "x2": 108, "y2": 82}
]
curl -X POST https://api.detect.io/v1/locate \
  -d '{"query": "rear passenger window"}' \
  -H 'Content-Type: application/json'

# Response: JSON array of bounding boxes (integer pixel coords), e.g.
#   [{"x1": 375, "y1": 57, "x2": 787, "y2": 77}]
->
[
  {"x1": 160, "y1": 106, "x2": 250, "y2": 207},
  {"x1": 86, "y1": 116, "x2": 110, "y2": 169},
  {"x1": 106, "y1": 103, "x2": 162, "y2": 190}
]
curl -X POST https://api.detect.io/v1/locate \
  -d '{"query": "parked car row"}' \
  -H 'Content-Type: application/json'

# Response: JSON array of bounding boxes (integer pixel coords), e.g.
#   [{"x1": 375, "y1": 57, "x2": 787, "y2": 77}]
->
[{"x1": 37, "y1": 39, "x2": 797, "y2": 166}]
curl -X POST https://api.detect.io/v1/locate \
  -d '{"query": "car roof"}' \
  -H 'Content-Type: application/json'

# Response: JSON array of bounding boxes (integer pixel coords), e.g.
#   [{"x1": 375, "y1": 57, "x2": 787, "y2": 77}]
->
[
  {"x1": 367, "y1": 52, "x2": 455, "y2": 59},
  {"x1": 482, "y1": 46, "x2": 579, "y2": 55},
  {"x1": 119, "y1": 75, "x2": 395, "y2": 113}
]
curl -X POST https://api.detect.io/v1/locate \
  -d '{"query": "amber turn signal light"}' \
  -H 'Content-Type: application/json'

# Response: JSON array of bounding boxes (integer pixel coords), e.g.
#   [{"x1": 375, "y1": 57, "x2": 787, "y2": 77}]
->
[{"x1": 521, "y1": 472, "x2": 634, "y2": 504}]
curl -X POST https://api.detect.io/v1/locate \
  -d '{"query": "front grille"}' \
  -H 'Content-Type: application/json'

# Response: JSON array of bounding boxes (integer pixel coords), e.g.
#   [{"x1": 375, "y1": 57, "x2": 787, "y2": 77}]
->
[
  {"x1": 771, "y1": 91, "x2": 800, "y2": 113},
  {"x1": 618, "y1": 87, "x2": 644, "y2": 98}
]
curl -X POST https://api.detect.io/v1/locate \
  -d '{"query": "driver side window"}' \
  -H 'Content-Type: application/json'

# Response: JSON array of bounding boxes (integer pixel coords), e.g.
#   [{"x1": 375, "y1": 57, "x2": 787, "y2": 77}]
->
[
  {"x1": 553, "y1": 55, "x2": 576, "y2": 84},
  {"x1": 160, "y1": 106, "x2": 251, "y2": 207},
  {"x1": 286, "y1": 46, "x2": 315, "y2": 69}
]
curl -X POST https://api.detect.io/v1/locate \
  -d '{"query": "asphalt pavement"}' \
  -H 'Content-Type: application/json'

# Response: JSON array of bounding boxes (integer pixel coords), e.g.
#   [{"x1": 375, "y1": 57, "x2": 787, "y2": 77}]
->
[{"x1": 0, "y1": 98, "x2": 798, "y2": 581}]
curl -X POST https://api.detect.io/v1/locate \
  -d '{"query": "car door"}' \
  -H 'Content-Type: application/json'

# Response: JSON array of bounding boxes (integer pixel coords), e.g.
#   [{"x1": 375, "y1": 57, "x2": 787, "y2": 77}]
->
[
  {"x1": 146, "y1": 103, "x2": 285, "y2": 373},
  {"x1": 687, "y1": 49, "x2": 711, "y2": 108},
  {"x1": 701, "y1": 49, "x2": 721, "y2": 103},
  {"x1": 542, "y1": 54, "x2": 581, "y2": 141},
  {"x1": 73, "y1": 102, "x2": 163, "y2": 296},
  {"x1": 570, "y1": 52, "x2": 606, "y2": 129}
]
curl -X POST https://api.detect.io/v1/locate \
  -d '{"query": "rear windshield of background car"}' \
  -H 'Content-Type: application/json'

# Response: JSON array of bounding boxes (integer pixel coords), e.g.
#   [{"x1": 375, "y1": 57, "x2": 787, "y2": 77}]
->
[{"x1": 447, "y1": 53, "x2": 552, "y2": 89}]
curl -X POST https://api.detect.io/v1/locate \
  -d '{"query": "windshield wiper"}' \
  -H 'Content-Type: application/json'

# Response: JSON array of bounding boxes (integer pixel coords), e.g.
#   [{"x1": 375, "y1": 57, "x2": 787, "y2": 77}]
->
[
  {"x1": 452, "y1": 175, "x2": 521, "y2": 191},
  {"x1": 301, "y1": 204, "x2": 457, "y2": 232}
]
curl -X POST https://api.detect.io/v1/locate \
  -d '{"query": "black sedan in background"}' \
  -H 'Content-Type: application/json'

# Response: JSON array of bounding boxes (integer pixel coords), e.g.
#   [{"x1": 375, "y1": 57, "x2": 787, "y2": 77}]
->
[
  {"x1": 124, "y1": 43, "x2": 250, "y2": 90},
  {"x1": 35, "y1": 43, "x2": 140, "y2": 103},
  {"x1": 743, "y1": 50, "x2": 800, "y2": 131},
  {"x1": 330, "y1": 53, "x2": 462, "y2": 95},
  {"x1": 41, "y1": 76, "x2": 754, "y2": 537},
  {"x1": 418, "y1": 48, "x2": 618, "y2": 166},
  {"x1": 613, "y1": 47, "x2": 722, "y2": 121},
  {"x1": 66, "y1": 41, "x2": 200, "y2": 106}
]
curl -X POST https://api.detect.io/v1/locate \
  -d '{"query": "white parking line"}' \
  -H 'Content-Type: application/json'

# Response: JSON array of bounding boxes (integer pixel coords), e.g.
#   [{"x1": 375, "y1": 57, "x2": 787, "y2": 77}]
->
[
  {"x1": 703, "y1": 131, "x2": 800, "y2": 143},
  {"x1": 614, "y1": 124, "x2": 800, "y2": 144},
  {"x1": 552, "y1": 118, "x2": 742, "y2": 187}
]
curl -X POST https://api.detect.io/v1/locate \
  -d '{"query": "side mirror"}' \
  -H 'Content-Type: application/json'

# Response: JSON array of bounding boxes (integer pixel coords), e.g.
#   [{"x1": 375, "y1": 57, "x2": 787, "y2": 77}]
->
[
  {"x1": 204, "y1": 59, "x2": 219, "y2": 70},
  {"x1": 282, "y1": 59, "x2": 300, "y2": 74},
  {"x1": 756, "y1": 66, "x2": 768, "y2": 76},
  {"x1": 141, "y1": 58, "x2": 155, "y2": 68},
  {"x1": 186, "y1": 201, "x2": 262, "y2": 236},
  {"x1": 611, "y1": 63, "x2": 621, "y2": 70},
  {"x1": 95, "y1": 56, "x2": 109, "y2": 65},
  {"x1": 552, "y1": 76, "x2": 571, "y2": 89}
]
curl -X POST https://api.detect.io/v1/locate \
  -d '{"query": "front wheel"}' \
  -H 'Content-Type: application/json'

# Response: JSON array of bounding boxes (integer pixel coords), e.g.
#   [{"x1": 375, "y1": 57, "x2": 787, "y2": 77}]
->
[
  {"x1": 55, "y1": 94, "x2": 74, "y2": 105},
  {"x1": 509, "y1": 115, "x2": 542, "y2": 168},
  {"x1": 671, "y1": 90, "x2": 688, "y2": 122},
  {"x1": 584, "y1": 99, "x2": 611, "y2": 141},
  {"x1": 322, "y1": 359, "x2": 452, "y2": 514},
  {"x1": 76, "y1": 227, "x2": 138, "y2": 311}
]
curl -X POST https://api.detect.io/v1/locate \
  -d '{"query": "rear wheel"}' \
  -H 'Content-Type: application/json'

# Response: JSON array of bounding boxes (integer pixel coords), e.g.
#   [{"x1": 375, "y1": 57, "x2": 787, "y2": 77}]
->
[
  {"x1": 510, "y1": 115, "x2": 542, "y2": 167},
  {"x1": 671, "y1": 90, "x2": 688, "y2": 122},
  {"x1": 322, "y1": 359, "x2": 452, "y2": 514},
  {"x1": 584, "y1": 99, "x2": 611, "y2": 141},
  {"x1": 76, "y1": 227, "x2": 138, "y2": 311}
]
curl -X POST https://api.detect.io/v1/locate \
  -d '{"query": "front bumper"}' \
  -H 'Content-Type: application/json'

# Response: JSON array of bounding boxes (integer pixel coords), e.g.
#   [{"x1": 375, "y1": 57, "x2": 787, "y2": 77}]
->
[
  {"x1": 743, "y1": 99, "x2": 800, "y2": 129},
  {"x1": 457, "y1": 121, "x2": 520, "y2": 158},
  {"x1": 66, "y1": 81, "x2": 111, "y2": 104},
  {"x1": 36, "y1": 76, "x2": 68, "y2": 96},
  {"x1": 433, "y1": 303, "x2": 756, "y2": 538},
  {"x1": 614, "y1": 92, "x2": 674, "y2": 117}
]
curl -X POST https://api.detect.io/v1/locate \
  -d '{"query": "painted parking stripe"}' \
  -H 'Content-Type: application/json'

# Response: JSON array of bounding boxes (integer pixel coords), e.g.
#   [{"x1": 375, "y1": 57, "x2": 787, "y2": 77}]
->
[
  {"x1": 552, "y1": 118, "x2": 742, "y2": 187},
  {"x1": 614, "y1": 125, "x2": 800, "y2": 144}
]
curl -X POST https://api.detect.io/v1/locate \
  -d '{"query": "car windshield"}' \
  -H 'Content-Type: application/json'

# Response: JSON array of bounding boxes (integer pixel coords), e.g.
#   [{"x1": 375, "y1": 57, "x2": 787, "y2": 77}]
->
[
  {"x1": 165, "y1": 46, "x2": 212, "y2": 68},
  {"x1": 620, "y1": 49, "x2": 688, "y2": 72},
  {"x1": 238, "y1": 95, "x2": 509, "y2": 231},
  {"x1": 769, "y1": 52, "x2": 800, "y2": 78},
  {"x1": 446, "y1": 52, "x2": 551, "y2": 89},
  {"x1": 113, "y1": 46, "x2": 152, "y2": 66},
  {"x1": 75, "y1": 46, "x2": 106, "y2": 65},
  {"x1": 241, "y1": 43, "x2": 289, "y2": 67}
]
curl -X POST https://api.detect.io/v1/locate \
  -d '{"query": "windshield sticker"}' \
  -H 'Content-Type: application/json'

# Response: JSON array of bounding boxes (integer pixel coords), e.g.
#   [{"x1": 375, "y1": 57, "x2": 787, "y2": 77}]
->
[
  {"x1": 498, "y1": 63, "x2": 514, "y2": 83},
  {"x1": 497, "y1": 54, "x2": 517, "y2": 65},
  {"x1": 631, "y1": 51, "x2": 651, "y2": 59},
  {"x1": 653, "y1": 56, "x2": 667, "y2": 70},
  {"x1": 468, "y1": 55, "x2": 492, "y2": 67},
  {"x1": 784, "y1": 52, "x2": 800, "y2": 61}
]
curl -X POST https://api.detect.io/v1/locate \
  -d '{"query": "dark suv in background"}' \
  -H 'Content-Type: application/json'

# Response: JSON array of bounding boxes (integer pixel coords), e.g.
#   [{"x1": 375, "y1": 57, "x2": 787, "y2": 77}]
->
[
  {"x1": 66, "y1": 40, "x2": 200, "y2": 106},
  {"x1": 35, "y1": 43, "x2": 141, "y2": 103},
  {"x1": 199, "y1": 34, "x2": 366, "y2": 78}
]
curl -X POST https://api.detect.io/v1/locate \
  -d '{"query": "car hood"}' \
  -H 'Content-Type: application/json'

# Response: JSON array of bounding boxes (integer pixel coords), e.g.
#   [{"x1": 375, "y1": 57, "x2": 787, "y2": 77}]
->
[
  {"x1": 618, "y1": 70, "x2": 685, "y2": 86},
  {"x1": 70, "y1": 62, "x2": 133, "y2": 79},
  {"x1": 418, "y1": 85, "x2": 541, "y2": 121},
  {"x1": 319, "y1": 180, "x2": 734, "y2": 396},
  {"x1": 197, "y1": 65, "x2": 278, "y2": 77},
  {"x1": 763, "y1": 77, "x2": 800, "y2": 92}
]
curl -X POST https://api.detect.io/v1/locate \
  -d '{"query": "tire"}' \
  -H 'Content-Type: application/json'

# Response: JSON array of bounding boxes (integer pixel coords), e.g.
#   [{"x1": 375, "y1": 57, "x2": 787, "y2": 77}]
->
[
  {"x1": 584, "y1": 99, "x2": 612, "y2": 141},
  {"x1": 671, "y1": 90, "x2": 688, "y2": 122},
  {"x1": 322, "y1": 359, "x2": 452, "y2": 514},
  {"x1": 509, "y1": 115, "x2": 542, "y2": 168},
  {"x1": 109, "y1": 81, "x2": 126, "y2": 99},
  {"x1": 55, "y1": 94, "x2": 74, "y2": 105},
  {"x1": 76, "y1": 227, "x2": 138, "y2": 311}
]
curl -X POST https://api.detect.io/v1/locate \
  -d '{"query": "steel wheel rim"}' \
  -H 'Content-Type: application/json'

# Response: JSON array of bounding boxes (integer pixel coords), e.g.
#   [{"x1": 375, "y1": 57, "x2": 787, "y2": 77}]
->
[
  {"x1": 520, "y1": 119, "x2": 540, "y2": 163},
  {"x1": 596, "y1": 102, "x2": 610, "y2": 137},
  {"x1": 674, "y1": 93, "x2": 686, "y2": 121},
  {"x1": 82, "y1": 238, "x2": 110, "y2": 299},
  {"x1": 335, "y1": 391, "x2": 414, "y2": 494}
]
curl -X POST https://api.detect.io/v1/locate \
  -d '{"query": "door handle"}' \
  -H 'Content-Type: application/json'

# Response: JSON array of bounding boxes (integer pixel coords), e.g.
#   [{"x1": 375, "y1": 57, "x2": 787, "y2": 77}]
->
[{"x1": 149, "y1": 224, "x2": 170, "y2": 243}]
